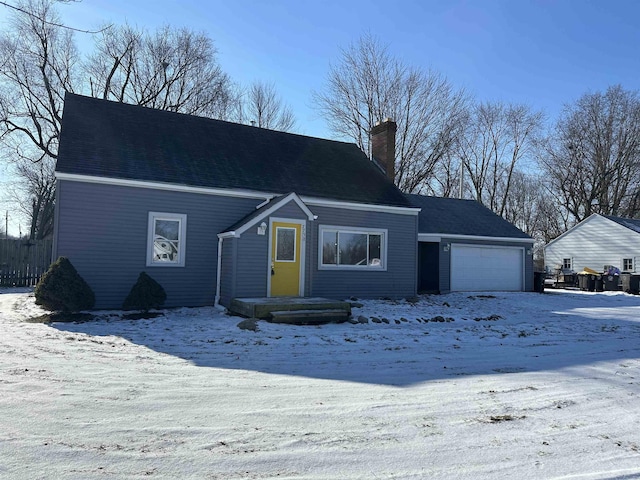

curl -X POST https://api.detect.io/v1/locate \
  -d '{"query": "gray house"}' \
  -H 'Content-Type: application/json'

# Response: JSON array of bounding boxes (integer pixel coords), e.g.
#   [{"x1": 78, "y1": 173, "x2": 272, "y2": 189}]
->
[
  {"x1": 406, "y1": 195, "x2": 535, "y2": 293},
  {"x1": 53, "y1": 94, "x2": 419, "y2": 309}
]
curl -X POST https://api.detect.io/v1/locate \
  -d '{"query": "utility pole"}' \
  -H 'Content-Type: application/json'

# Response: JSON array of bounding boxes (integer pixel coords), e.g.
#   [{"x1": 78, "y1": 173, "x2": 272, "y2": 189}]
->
[{"x1": 458, "y1": 160, "x2": 464, "y2": 199}]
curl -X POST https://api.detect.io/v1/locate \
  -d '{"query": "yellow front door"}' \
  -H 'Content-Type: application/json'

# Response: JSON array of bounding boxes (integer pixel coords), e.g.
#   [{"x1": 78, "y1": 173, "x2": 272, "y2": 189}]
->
[{"x1": 271, "y1": 221, "x2": 302, "y2": 296}]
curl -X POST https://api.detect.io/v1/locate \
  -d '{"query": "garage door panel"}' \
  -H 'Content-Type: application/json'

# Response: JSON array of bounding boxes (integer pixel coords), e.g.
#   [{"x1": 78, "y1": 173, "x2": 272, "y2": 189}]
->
[{"x1": 451, "y1": 245, "x2": 523, "y2": 291}]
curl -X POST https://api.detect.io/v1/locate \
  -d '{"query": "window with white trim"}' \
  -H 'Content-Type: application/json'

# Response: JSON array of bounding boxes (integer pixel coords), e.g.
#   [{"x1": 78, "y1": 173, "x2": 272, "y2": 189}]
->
[
  {"x1": 562, "y1": 258, "x2": 572, "y2": 270},
  {"x1": 147, "y1": 212, "x2": 187, "y2": 267},
  {"x1": 623, "y1": 258, "x2": 634, "y2": 272},
  {"x1": 319, "y1": 226, "x2": 386, "y2": 269}
]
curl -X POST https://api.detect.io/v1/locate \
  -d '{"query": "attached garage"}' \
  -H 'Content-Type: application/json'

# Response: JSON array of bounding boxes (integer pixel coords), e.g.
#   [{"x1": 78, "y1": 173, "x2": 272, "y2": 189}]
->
[
  {"x1": 450, "y1": 244, "x2": 524, "y2": 291},
  {"x1": 407, "y1": 194, "x2": 534, "y2": 293}
]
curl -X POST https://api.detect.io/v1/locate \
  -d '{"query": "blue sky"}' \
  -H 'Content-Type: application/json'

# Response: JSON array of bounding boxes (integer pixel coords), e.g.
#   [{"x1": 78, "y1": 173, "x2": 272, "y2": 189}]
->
[
  {"x1": 55, "y1": 0, "x2": 640, "y2": 139},
  {"x1": 1, "y1": 0, "x2": 639, "y2": 234}
]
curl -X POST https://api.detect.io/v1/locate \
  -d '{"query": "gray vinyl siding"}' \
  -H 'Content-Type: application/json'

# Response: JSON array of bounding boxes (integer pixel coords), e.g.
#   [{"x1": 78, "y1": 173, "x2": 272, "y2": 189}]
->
[
  {"x1": 308, "y1": 206, "x2": 418, "y2": 299},
  {"x1": 218, "y1": 237, "x2": 235, "y2": 307},
  {"x1": 544, "y1": 215, "x2": 640, "y2": 273},
  {"x1": 269, "y1": 202, "x2": 309, "y2": 220},
  {"x1": 234, "y1": 230, "x2": 269, "y2": 298},
  {"x1": 439, "y1": 242, "x2": 451, "y2": 293},
  {"x1": 217, "y1": 199, "x2": 311, "y2": 306},
  {"x1": 56, "y1": 179, "x2": 419, "y2": 307},
  {"x1": 439, "y1": 237, "x2": 534, "y2": 292},
  {"x1": 55, "y1": 180, "x2": 261, "y2": 308},
  {"x1": 51, "y1": 180, "x2": 62, "y2": 263}
]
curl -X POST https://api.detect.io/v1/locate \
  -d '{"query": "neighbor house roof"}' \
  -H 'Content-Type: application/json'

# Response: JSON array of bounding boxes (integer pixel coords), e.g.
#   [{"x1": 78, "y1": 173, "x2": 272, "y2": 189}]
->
[
  {"x1": 603, "y1": 215, "x2": 640, "y2": 235},
  {"x1": 56, "y1": 93, "x2": 411, "y2": 208},
  {"x1": 406, "y1": 194, "x2": 532, "y2": 239}
]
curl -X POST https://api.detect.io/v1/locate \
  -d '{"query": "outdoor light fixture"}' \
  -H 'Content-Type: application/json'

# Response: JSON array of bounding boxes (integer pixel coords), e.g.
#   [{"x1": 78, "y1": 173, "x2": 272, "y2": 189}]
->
[
  {"x1": 443, "y1": 243, "x2": 450, "y2": 252},
  {"x1": 257, "y1": 222, "x2": 267, "y2": 235}
]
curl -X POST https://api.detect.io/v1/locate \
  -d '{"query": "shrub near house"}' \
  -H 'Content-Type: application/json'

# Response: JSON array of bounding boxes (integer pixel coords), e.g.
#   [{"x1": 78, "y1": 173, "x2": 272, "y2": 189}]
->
[
  {"x1": 122, "y1": 272, "x2": 167, "y2": 311},
  {"x1": 34, "y1": 257, "x2": 95, "y2": 312}
]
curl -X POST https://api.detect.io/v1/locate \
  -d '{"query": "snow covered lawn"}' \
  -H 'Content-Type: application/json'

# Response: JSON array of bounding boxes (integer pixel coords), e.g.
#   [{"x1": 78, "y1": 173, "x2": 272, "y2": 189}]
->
[{"x1": 1, "y1": 288, "x2": 640, "y2": 479}]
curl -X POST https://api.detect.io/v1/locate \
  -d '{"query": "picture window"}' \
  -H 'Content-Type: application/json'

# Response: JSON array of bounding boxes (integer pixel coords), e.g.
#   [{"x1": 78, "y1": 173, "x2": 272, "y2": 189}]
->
[{"x1": 319, "y1": 226, "x2": 386, "y2": 270}]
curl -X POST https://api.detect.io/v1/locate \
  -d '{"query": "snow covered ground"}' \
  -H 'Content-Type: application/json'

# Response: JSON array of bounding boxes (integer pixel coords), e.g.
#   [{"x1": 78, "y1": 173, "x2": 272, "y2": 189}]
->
[{"x1": 1, "y1": 288, "x2": 640, "y2": 479}]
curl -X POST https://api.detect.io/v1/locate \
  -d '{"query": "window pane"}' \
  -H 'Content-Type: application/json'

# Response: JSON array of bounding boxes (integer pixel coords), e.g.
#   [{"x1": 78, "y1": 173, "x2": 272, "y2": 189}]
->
[
  {"x1": 339, "y1": 232, "x2": 367, "y2": 265},
  {"x1": 322, "y1": 231, "x2": 337, "y2": 265},
  {"x1": 154, "y1": 219, "x2": 180, "y2": 262},
  {"x1": 276, "y1": 227, "x2": 295, "y2": 261},
  {"x1": 369, "y1": 234, "x2": 381, "y2": 266},
  {"x1": 155, "y1": 219, "x2": 180, "y2": 241}
]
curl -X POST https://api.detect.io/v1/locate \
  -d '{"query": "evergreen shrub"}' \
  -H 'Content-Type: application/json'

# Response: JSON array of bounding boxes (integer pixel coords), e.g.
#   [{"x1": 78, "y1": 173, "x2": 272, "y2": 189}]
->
[
  {"x1": 35, "y1": 257, "x2": 95, "y2": 312},
  {"x1": 122, "y1": 272, "x2": 167, "y2": 311}
]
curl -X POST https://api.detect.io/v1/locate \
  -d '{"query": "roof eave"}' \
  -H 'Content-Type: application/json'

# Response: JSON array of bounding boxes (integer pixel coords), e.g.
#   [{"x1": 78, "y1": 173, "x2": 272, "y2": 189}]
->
[{"x1": 419, "y1": 233, "x2": 534, "y2": 243}]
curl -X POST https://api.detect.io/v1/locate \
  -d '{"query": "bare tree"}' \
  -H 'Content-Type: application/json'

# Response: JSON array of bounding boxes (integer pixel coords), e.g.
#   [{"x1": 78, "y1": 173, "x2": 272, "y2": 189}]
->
[
  {"x1": 0, "y1": 1, "x2": 242, "y2": 238},
  {"x1": 313, "y1": 34, "x2": 468, "y2": 192},
  {"x1": 85, "y1": 24, "x2": 236, "y2": 118},
  {"x1": 7, "y1": 157, "x2": 56, "y2": 239},
  {"x1": 235, "y1": 81, "x2": 296, "y2": 131},
  {"x1": 0, "y1": 0, "x2": 78, "y2": 164},
  {"x1": 0, "y1": 0, "x2": 109, "y2": 34},
  {"x1": 499, "y1": 170, "x2": 552, "y2": 236},
  {"x1": 536, "y1": 191, "x2": 571, "y2": 243},
  {"x1": 429, "y1": 153, "x2": 463, "y2": 197},
  {"x1": 540, "y1": 85, "x2": 640, "y2": 224},
  {"x1": 457, "y1": 101, "x2": 543, "y2": 217},
  {"x1": 0, "y1": 0, "x2": 79, "y2": 238}
]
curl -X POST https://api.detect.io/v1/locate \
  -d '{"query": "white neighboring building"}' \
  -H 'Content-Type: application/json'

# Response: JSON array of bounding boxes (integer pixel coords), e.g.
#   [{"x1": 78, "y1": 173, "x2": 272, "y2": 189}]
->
[{"x1": 545, "y1": 214, "x2": 640, "y2": 274}]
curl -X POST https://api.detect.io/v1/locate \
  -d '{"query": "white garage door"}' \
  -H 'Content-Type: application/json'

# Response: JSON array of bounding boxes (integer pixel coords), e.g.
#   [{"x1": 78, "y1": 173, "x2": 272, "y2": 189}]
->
[{"x1": 450, "y1": 244, "x2": 523, "y2": 291}]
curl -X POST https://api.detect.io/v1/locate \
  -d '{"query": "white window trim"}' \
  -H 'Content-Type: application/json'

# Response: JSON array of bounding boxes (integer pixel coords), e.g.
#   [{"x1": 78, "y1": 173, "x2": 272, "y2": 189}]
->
[
  {"x1": 147, "y1": 212, "x2": 187, "y2": 267},
  {"x1": 318, "y1": 225, "x2": 388, "y2": 271},
  {"x1": 562, "y1": 258, "x2": 572, "y2": 270},
  {"x1": 623, "y1": 257, "x2": 634, "y2": 272}
]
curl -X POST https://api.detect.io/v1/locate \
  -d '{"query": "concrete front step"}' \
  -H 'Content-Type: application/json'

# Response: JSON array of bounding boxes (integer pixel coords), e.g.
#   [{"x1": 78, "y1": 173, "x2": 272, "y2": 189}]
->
[
  {"x1": 229, "y1": 296, "x2": 351, "y2": 320},
  {"x1": 269, "y1": 309, "x2": 349, "y2": 325}
]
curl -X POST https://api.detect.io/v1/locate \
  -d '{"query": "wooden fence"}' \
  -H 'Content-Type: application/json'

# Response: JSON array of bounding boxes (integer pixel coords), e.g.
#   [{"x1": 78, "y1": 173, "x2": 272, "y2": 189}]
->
[{"x1": 0, "y1": 238, "x2": 53, "y2": 287}]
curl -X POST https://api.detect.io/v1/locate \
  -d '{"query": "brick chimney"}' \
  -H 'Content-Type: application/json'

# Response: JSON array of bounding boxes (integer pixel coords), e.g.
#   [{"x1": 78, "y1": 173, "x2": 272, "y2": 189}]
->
[{"x1": 370, "y1": 118, "x2": 397, "y2": 182}]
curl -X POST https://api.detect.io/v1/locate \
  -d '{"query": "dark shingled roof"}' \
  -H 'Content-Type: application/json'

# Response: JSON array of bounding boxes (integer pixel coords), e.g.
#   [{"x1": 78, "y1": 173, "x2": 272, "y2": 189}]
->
[
  {"x1": 56, "y1": 93, "x2": 411, "y2": 208},
  {"x1": 406, "y1": 194, "x2": 532, "y2": 239},
  {"x1": 603, "y1": 215, "x2": 640, "y2": 235}
]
